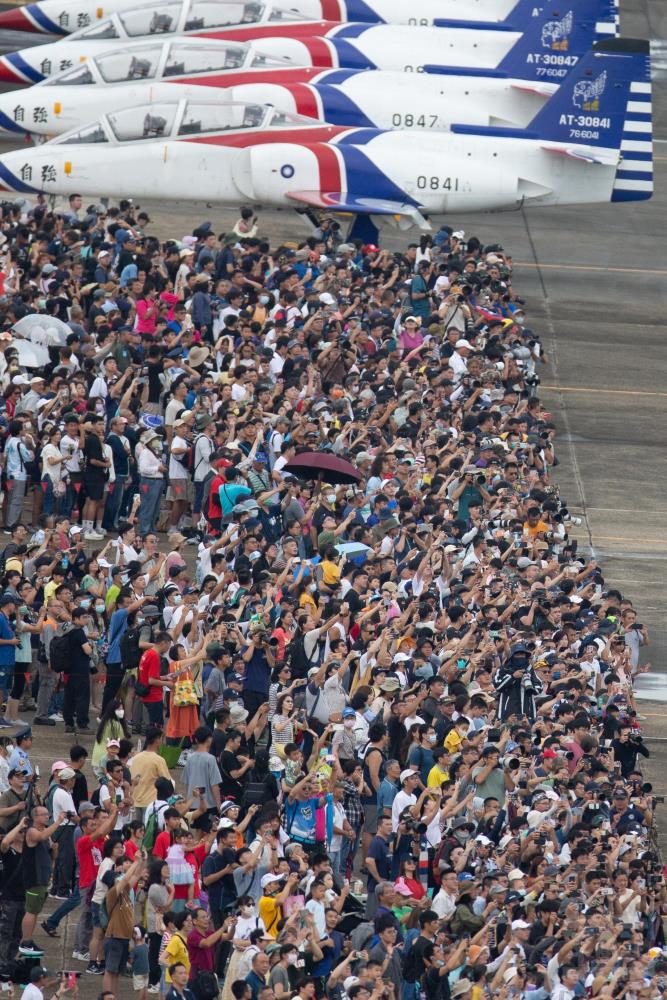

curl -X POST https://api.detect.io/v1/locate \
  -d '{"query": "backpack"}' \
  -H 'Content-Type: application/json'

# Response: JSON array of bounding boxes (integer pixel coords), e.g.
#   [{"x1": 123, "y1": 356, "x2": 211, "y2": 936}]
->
[
  {"x1": 190, "y1": 971, "x2": 219, "y2": 1000},
  {"x1": 49, "y1": 628, "x2": 72, "y2": 673},
  {"x1": 286, "y1": 632, "x2": 320, "y2": 680},
  {"x1": 120, "y1": 626, "x2": 143, "y2": 671},
  {"x1": 349, "y1": 920, "x2": 376, "y2": 954},
  {"x1": 142, "y1": 802, "x2": 160, "y2": 852}
]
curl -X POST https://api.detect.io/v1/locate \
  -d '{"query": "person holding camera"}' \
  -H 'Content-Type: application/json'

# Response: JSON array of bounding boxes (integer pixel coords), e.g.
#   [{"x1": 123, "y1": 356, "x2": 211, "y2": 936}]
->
[
  {"x1": 49, "y1": 767, "x2": 78, "y2": 900},
  {"x1": 493, "y1": 645, "x2": 543, "y2": 723},
  {"x1": 612, "y1": 725, "x2": 650, "y2": 779}
]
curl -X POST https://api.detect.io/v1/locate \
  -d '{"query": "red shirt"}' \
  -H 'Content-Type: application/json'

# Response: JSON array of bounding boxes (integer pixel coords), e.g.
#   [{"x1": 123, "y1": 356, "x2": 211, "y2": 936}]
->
[
  {"x1": 187, "y1": 927, "x2": 215, "y2": 977},
  {"x1": 76, "y1": 834, "x2": 104, "y2": 889},
  {"x1": 124, "y1": 840, "x2": 139, "y2": 861},
  {"x1": 153, "y1": 830, "x2": 173, "y2": 861},
  {"x1": 173, "y1": 843, "x2": 207, "y2": 902},
  {"x1": 139, "y1": 648, "x2": 163, "y2": 703}
]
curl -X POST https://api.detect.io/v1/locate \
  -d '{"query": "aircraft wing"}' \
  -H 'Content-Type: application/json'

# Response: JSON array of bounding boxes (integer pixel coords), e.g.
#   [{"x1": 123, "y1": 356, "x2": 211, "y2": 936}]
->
[
  {"x1": 540, "y1": 144, "x2": 620, "y2": 166},
  {"x1": 286, "y1": 189, "x2": 429, "y2": 224}
]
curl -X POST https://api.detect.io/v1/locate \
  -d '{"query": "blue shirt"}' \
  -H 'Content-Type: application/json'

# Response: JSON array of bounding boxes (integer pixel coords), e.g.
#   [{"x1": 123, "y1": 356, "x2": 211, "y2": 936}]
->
[
  {"x1": 107, "y1": 608, "x2": 129, "y2": 665},
  {"x1": 218, "y1": 483, "x2": 251, "y2": 516},
  {"x1": 0, "y1": 611, "x2": 16, "y2": 667},
  {"x1": 377, "y1": 777, "x2": 398, "y2": 814}
]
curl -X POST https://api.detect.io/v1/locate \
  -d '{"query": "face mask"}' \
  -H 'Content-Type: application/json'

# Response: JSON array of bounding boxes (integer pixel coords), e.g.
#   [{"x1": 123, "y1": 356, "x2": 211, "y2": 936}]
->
[
  {"x1": 135, "y1": 616, "x2": 145, "y2": 625},
  {"x1": 308, "y1": 583, "x2": 317, "y2": 593},
  {"x1": 80, "y1": 598, "x2": 91, "y2": 609},
  {"x1": 95, "y1": 604, "x2": 105, "y2": 614},
  {"x1": 115, "y1": 709, "x2": 125, "y2": 719},
  {"x1": 326, "y1": 494, "x2": 336, "y2": 504},
  {"x1": 344, "y1": 718, "x2": 355, "y2": 729},
  {"x1": 173, "y1": 595, "x2": 183, "y2": 605},
  {"x1": 515, "y1": 315, "x2": 525, "y2": 325},
  {"x1": 258, "y1": 295, "x2": 269, "y2": 305},
  {"x1": 428, "y1": 734, "x2": 437, "y2": 744},
  {"x1": 240, "y1": 906, "x2": 253, "y2": 916},
  {"x1": 287, "y1": 954, "x2": 298, "y2": 966},
  {"x1": 5, "y1": 743, "x2": 13, "y2": 754}
]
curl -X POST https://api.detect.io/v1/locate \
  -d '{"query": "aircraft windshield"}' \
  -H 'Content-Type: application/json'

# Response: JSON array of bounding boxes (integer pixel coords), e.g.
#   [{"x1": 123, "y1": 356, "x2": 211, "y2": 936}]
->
[
  {"x1": 163, "y1": 43, "x2": 247, "y2": 76},
  {"x1": 108, "y1": 103, "x2": 179, "y2": 140},
  {"x1": 78, "y1": 18, "x2": 120, "y2": 39},
  {"x1": 184, "y1": 2, "x2": 265, "y2": 29},
  {"x1": 119, "y1": 5, "x2": 181, "y2": 36},
  {"x1": 178, "y1": 101, "x2": 267, "y2": 134},
  {"x1": 46, "y1": 62, "x2": 95, "y2": 85},
  {"x1": 96, "y1": 46, "x2": 162, "y2": 83},
  {"x1": 55, "y1": 122, "x2": 109, "y2": 143}
]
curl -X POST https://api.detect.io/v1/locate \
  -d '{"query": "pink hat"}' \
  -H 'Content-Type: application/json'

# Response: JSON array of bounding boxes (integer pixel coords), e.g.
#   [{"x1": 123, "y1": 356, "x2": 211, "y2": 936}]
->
[
  {"x1": 394, "y1": 878, "x2": 413, "y2": 897},
  {"x1": 51, "y1": 760, "x2": 68, "y2": 773}
]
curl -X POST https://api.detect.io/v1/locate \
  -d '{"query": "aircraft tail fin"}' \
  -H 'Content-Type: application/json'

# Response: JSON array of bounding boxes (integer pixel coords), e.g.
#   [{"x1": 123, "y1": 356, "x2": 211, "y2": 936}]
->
[
  {"x1": 497, "y1": 0, "x2": 618, "y2": 81},
  {"x1": 528, "y1": 38, "x2": 652, "y2": 201}
]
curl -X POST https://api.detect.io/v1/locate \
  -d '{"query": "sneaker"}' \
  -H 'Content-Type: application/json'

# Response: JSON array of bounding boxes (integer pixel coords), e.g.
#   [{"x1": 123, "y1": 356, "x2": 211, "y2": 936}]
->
[
  {"x1": 19, "y1": 941, "x2": 44, "y2": 956},
  {"x1": 49, "y1": 713, "x2": 64, "y2": 722},
  {"x1": 40, "y1": 921, "x2": 59, "y2": 938},
  {"x1": 34, "y1": 717, "x2": 56, "y2": 726},
  {"x1": 4, "y1": 717, "x2": 28, "y2": 726},
  {"x1": 92, "y1": 962, "x2": 105, "y2": 974},
  {"x1": 48, "y1": 891, "x2": 70, "y2": 900},
  {"x1": 85, "y1": 962, "x2": 101, "y2": 975},
  {"x1": 72, "y1": 951, "x2": 89, "y2": 962},
  {"x1": 84, "y1": 530, "x2": 105, "y2": 541},
  {"x1": 0, "y1": 718, "x2": 12, "y2": 728},
  {"x1": 147, "y1": 986, "x2": 161, "y2": 994}
]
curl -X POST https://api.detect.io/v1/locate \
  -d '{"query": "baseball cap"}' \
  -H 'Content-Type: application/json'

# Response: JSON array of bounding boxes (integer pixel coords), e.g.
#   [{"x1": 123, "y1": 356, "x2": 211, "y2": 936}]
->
[
  {"x1": 511, "y1": 919, "x2": 531, "y2": 930},
  {"x1": 400, "y1": 769, "x2": 418, "y2": 783},
  {"x1": 261, "y1": 873, "x2": 285, "y2": 889},
  {"x1": 58, "y1": 767, "x2": 75, "y2": 780}
]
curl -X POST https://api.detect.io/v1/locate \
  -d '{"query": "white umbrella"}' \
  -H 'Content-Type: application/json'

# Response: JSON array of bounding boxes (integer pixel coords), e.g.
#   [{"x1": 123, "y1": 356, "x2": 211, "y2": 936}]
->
[
  {"x1": 13, "y1": 340, "x2": 50, "y2": 368},
  {"x1": 13, "y1": 314, "x2": 70, "y2": 347},
  {"x1": 336, "y1": 541, "x2": 372, "y2": 558}
]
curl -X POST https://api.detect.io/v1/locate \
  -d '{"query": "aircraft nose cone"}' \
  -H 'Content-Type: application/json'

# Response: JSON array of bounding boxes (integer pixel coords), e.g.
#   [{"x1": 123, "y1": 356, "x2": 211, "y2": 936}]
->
[
  {"x1": 0, "y1": 7, "x2": 33, "y2": 31},
  {"x1": 0, "y1": 58, "x2": 24, "y2": 83}
]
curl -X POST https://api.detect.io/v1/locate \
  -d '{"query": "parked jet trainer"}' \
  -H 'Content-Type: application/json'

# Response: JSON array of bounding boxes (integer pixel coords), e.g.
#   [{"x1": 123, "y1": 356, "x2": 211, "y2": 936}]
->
[
  {"x1": 0, "y1": 0, "x2": 618, "y2": 84},
  {"x1": 0, "y1": 0, "x2": 610, "y2": 34},
  {"x1": 0, "y1": 40, "x2": 651, "y2": 243},
  {"x1": 0, "y1": 2, "x2": 619, "y2": 138}
]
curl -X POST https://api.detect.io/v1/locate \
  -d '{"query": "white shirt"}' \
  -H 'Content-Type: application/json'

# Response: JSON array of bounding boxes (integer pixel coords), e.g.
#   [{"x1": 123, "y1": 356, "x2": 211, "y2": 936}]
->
[
  {"x1": 138, "y1": 447, "x2": 163, "y2": 478},
  {"x1": 99, "y1": 782, "x2": 126, "y2": 830},
  {"x1": 169, "y1": 434, "x2": 189, "y2": 480},
  {"x1": 449, "y1": 351, "x2": 469, "y2": 380},
  {"x1": 193, "y1": 433, "x2": 214, "y2": 482},
  {"x1": 20, "y1": 985, "x2": 44, "y2": 1000},
  {"x1": 431, "y1": 887, "x2": 456, "y2": 920},
  {"x1": 391, "y1": 789, "x2": 417, "y2": 832},
  {"x1": 60, "y1": 433, "x2": 82, "y2": 473},
  {"x1": 90, "y1": 376, "x2": 109, "y2": 400},
  {"x1": 52, "y1": 786, "x2": 77, "y2": 825},
  {"x1": 41, "y1": 443, "x2": 64, "y2": 483},
  {"x1": 165, "y1": 397, "x2": 185, "y2": 428}
]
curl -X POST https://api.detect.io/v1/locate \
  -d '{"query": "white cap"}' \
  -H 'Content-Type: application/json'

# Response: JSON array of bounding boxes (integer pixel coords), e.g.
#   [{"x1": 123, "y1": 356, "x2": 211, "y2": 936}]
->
[
  {"x1": 511, "y1": 919, "x2": 531, "y2": 930},
  {"x1": 508, "y1": 869, "x2": 525, "y2": 881},
  {"x1": 261, "y1": 873, "x2": 285, "y2": 889},
  {"x1": 400, "y1": 769, "x2": 418, "y2": 784},
  {"x1": 344, "y1": 978, "x2": 360, "y2": 991},
  {"x1": 455, "y1": 339, "x2": 474, "y2": 350}
]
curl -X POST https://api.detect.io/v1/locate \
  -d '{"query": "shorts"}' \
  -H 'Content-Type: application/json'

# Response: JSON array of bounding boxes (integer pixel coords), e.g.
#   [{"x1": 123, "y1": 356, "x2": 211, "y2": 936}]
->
[
  {"x1": 0, "y1": 665, "x2": 13, "y2": 694},
  {"x1": 133, "y1": 974, "x2": 149, "y2": 990},
  {"x1": 167, "y1": 478, "x2": 194, "y2": 503},
  {"x1": 83, "y1": 474, "x2": 106, "y2": 502},
  {"x1": 104, "y1": 936, "x2": 130, "y2": 975},
  {"x1": 91, "y1": 901, "x2": 104, "y2": 927},
  {"x1": 25, "y1": 886, "x2": 48, "y2": 915},
  {"x1": 362, "y1": 804, "x2": 378, "y2": 836}
]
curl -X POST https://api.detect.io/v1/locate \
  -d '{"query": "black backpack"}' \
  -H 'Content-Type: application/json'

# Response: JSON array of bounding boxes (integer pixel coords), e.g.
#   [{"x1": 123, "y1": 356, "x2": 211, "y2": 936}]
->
[
  {"x1": 286, "y1": 632, "x2": 320, "y2": 679},
  {"x1": 120, "y1": 626, "x2": 143, "y2": 670},
  {"x1": 49, "y1": 630, "x2": 72, "y2": 673},
  {"x1": 191, "y1": 971, "x2": 219, "y2": 1000}
]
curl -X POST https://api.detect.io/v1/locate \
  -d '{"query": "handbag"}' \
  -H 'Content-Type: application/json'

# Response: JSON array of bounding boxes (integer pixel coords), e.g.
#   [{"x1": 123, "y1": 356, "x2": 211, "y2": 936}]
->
[
  {"x1": 172, "y1": 671, "x2": 198, "y2": 708},
  {"x1": 158, "y1": 737, "x2": 186, "y2": 769}
]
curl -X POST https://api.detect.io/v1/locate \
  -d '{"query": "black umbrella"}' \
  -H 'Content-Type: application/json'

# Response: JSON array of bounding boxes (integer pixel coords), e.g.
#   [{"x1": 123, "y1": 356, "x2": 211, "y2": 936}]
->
[{"x1": 283, "y1": 451, "x2": 362, "y2": 485}]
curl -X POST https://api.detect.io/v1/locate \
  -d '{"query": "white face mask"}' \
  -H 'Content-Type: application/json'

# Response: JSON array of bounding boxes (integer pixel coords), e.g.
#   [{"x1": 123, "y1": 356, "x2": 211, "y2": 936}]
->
[
  {"x1": 287, "y1": 953, "x2": 298, "y2": 966},
  {"x1": 173, "y1": 595, "x2": 183, "y2": 605},
  {"x1": 326, "y1": 495, "x2": 336, "y2": 504},
  {"x1": 240, "y1": 906, "x2": 253, "y2": 916},
  {"x1": 115, "y1": 709, "x2": 124, "y2": 719},
  {"x1": 344, "y1": 718, "x2": 355, "y2": 729}
]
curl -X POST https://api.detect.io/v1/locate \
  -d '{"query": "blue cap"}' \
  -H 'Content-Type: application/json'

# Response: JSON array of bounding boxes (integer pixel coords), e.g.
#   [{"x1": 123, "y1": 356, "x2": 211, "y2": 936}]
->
[
  {"x1": 458, "y1": 872, "x2": 474, "y2": 881},
  {"x1": 342, "y1": 708, "x2": 356, "y2": 719}
]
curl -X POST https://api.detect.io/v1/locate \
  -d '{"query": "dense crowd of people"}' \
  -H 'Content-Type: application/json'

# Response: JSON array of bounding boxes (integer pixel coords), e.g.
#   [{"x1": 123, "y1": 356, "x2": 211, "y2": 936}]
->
[{"x1": 0, "y1": 196, "x2": 663, "y2": 1000}]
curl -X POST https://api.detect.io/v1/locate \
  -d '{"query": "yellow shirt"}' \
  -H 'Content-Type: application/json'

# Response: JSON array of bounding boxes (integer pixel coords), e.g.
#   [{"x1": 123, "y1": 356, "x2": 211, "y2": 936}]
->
[
  {"x1": 427, "y1": 763, "x2": 450, "y2": 787},
  {"x1": 444, "y1": 729, "x2": 463, "y2": 754},
  {"x1": 259, "y1": 895, "x2": 282, "y2": 938},
  {"x1": 164, "y1": 932, "x2": 189, "y2": 982},
  {"x1": 129, "y1": 749, "x2": 172, "y2": 808},
  {"x1": 320, "y1": 559, "x2": 341, "y2": 587}
]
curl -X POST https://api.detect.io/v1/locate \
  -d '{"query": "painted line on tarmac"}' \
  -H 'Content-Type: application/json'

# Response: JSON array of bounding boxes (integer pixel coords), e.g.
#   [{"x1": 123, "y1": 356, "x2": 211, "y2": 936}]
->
[
  {"x1": 514, "y1": 261, "x2": 667, "y2": 275},
  {"x1": 585, "y1": 507, "x2": 667, "y2": 514},
  {"x1": 539, "y1": 385, "x2": 667, "y2": 398}
]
